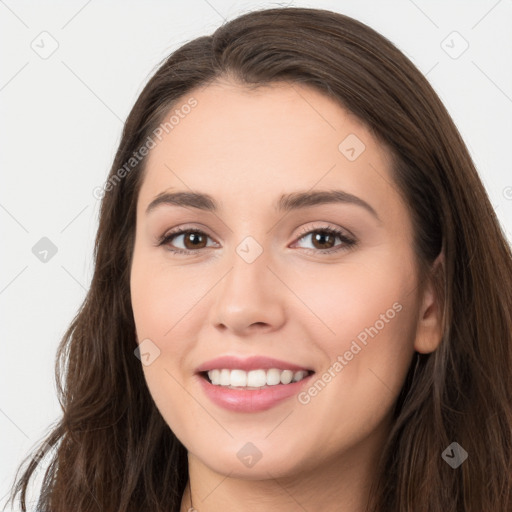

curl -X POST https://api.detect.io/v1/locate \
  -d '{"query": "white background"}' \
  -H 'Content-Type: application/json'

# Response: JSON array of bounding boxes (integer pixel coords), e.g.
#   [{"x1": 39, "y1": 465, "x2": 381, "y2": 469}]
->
[{"x1": 1, "y1": 0, "x2": 511, "y2": 509}]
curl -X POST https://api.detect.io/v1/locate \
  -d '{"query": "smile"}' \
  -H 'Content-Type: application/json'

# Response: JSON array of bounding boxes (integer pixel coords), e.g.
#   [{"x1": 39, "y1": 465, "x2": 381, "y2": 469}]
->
[{"x1": 204, "y1": 368, "x2": 313, "y2": 389}]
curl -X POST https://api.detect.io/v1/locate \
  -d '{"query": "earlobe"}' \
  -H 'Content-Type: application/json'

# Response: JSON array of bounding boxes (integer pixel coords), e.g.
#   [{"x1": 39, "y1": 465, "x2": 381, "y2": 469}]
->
[{"x1": 414, "y1": 252, "x2": 445, "y2": 354}]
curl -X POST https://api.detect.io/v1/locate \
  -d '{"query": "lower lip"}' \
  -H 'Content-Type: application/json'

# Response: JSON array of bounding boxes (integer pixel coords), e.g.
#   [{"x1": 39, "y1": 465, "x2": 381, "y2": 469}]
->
[{"x1": 197, "y1": 374, "x2": 314, "y2": 413}]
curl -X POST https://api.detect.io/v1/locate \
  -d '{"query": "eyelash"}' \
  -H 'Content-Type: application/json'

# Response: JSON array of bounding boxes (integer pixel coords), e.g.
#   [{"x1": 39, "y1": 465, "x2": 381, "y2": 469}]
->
[{"x1": 157, "y1": 224, "x2": 357, "y2": 256}]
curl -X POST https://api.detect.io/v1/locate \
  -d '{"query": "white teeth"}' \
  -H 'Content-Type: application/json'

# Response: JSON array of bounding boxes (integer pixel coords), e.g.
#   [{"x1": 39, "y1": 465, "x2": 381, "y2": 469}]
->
[
  {"x1": 266, "y1": 368, "x2": 282, "y2": 385},
  {"x1": 230, "y1": 369, "x2": 247, "y2": 387},
  {"x1": 247, "y1": 369, "x2": 267, "y2": 387},
  {"x1": 206, "y1": 368, "x2": 310, "y2": 388},
  {"x1": 280, "y1": 370, "x2": 293, "y2": 384},
  {"x1": 209, "y1": 369, "x2": 221, "y2": 385},
  {"x1": 293, "y1": 370, "x2": 308, "y2": 382},
  {"x1": 219, "y1": 369, "x2": 230, "y2": 386}
]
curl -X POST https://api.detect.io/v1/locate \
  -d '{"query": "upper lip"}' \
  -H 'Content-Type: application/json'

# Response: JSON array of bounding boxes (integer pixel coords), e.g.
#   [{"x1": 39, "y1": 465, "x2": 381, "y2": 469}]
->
[{"x1": 195, "y1": 356, "x2": 314, "y2": 373}]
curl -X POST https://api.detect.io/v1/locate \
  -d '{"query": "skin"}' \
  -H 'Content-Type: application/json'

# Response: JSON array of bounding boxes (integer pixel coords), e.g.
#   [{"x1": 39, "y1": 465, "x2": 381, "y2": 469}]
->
[{"x1": 130, "y1": 79, "x2": 443, "y2": 512}]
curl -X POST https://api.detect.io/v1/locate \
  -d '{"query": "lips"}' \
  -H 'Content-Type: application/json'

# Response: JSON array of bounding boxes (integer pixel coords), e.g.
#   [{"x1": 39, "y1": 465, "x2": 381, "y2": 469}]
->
[
  {"x1": 195, "y1": 355, "x2": 313, "y2": 373},
  {"x1": 195, "y1": 355, "x2": 315, "y2": 412}
]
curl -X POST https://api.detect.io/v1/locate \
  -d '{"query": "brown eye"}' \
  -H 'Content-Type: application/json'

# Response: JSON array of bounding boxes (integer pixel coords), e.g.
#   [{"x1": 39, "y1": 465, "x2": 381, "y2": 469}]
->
[
  {"x1": 159, "y1": 229, "x2": 216, "y2": 254},
  {"x1": 182, "y1": 232, "x2": 208, "y2": 250},
  {"x1": 294, "y1": 226, "x2": 356, "y2": 254},
  {"x1": 310, "y1": 231, "x2": 336, "y2": 250}
]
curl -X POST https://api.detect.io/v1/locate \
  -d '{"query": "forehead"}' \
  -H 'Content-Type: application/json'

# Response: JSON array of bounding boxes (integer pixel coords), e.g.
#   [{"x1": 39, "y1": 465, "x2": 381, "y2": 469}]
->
[{"x1": 138, "y1": 80, "x2": 398, "y2": 217}]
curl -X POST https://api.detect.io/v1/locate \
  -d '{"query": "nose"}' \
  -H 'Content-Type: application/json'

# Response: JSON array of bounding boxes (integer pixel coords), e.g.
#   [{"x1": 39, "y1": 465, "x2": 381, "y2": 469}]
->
[{"x1": 209, "y1": 244, "x2": 287, "y2": 336}]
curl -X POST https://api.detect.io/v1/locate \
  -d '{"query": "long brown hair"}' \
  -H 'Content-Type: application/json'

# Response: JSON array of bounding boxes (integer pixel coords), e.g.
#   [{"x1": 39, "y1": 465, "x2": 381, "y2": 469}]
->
[{"x1": 6, "y1": 7, "x2": 512, "y2": 512}]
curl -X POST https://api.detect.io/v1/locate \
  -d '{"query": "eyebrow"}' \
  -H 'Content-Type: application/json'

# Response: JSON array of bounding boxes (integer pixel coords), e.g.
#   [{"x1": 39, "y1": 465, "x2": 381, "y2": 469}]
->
[{"x1": 146, "y1": 189, "x2": 380, "y2": 220}]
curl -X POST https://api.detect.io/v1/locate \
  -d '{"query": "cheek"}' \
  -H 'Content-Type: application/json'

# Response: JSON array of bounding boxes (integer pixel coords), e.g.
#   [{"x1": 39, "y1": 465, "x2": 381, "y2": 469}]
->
[
  {"x1": 130, "y1": 251, "x2": 209, "y2": 439},
  {"x1": 289, "y1": 252, "x2": 418, "y2": 411},
  {"x1": 130, "y1": 247, "x2": 206, "y2": 341},
  {"x1": 130, "y1": 247, "x2": 215, "y2": 395},
  {"x1": 290, "y1": 250, "x2": 417, "y2": 348}
]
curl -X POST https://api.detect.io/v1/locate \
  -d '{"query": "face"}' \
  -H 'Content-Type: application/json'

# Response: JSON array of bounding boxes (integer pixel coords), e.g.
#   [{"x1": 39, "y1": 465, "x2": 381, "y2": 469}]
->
[{"x1": 130, "y1": 80, "x2": 441, "y2": 480}]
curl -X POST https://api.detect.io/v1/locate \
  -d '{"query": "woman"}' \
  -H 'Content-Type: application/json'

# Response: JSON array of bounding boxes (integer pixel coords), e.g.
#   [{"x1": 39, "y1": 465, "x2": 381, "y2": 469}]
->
[{"x1": 7, "y1": 6, "x2": 512, "y2": 512}]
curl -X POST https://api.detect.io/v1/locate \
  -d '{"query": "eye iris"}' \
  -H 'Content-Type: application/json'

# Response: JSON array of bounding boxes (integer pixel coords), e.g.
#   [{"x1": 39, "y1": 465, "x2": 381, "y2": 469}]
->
[
  {"x1": 184, "y1": 232, "x2": 207, "y2": 249},
  {"x1": 312, "y1": 231, "x2": 335, "y2": 249}
]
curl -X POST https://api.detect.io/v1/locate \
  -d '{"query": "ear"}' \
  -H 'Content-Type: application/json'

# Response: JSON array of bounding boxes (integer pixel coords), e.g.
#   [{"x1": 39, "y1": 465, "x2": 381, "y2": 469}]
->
[{"x1": 414, "y1": 251, "x2": 445, "y2": 354}]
